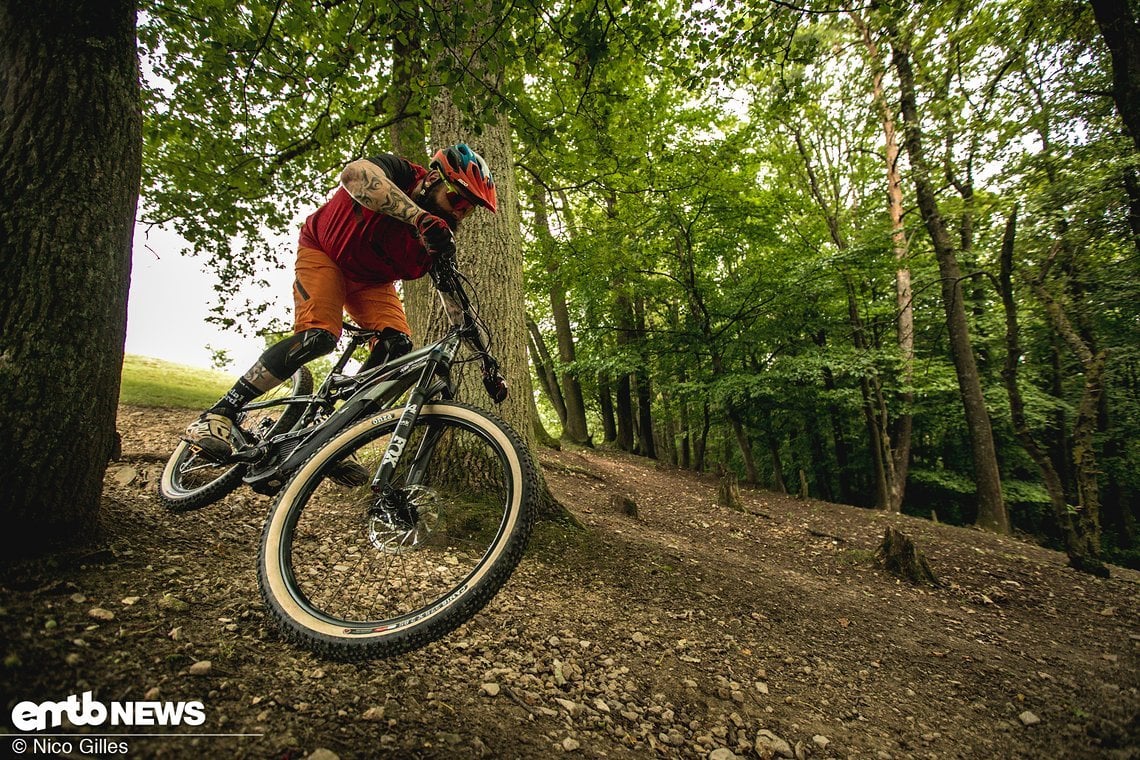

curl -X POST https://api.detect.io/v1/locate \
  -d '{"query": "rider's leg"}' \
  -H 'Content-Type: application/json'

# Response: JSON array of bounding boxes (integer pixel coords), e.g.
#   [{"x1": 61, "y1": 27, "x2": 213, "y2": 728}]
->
[
  {"x1": 345, "y1": 280, "x2": 413, "y2": 372},
  {"x1": 185, "y1": 248, "x2": 344, "y2": 456}
]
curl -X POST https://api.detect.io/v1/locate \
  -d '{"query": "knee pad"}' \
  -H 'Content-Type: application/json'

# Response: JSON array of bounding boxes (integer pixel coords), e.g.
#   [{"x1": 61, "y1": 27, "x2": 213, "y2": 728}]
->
[
  {"x1": 260, "y1": 328, "x2": 338, "y2": 379},
  {"x1": 360, "y1": 328, "x2": 413, "y2": 372}
]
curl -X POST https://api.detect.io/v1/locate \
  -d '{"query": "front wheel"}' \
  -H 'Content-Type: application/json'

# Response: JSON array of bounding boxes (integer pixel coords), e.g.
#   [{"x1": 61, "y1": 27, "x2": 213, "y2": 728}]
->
[
  {"x1": 158, "y1": 366, "x2": 314, "y2": 512},
  {"x1": 258, "y1": 401, "x2": 537, "y2": 660}
]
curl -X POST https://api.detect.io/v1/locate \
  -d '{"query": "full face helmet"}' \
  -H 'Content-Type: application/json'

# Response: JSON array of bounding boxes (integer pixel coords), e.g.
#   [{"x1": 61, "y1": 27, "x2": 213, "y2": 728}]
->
[{"x1": 430, "y1": 144, "x2": 497, "y2": 213}]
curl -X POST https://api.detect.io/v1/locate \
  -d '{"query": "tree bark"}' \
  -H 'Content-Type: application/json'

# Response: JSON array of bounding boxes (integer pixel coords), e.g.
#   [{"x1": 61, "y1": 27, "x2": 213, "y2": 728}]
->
[
  {"x1": 1029, "y1": 242, "x2": 1111, "y2": 575},
  {"x1": 526, "y1": 315, "x2": 568, "y2": 427},
  {"x1": 853, "y1": 11, "x2": 916, "y2": 512},
  {"x1": 529, "y1": 183, "x2": 591, "y2": 445},
  {"x1": 613, "y1": 292, "x2": 637, "y2": 453},
  {"x1": 891, "y1": 36, "x2": 1008, "y2": 533},
  {"x1": 998, "y1": 213, "x2": 1108, "y2": 576},
  {"x1": 1089, "y1": 0, "x2": 1140, "y2": 152},
  {"x1": 0, "y1": 0, "x2": 141, "y2": 556},
  {"x1": 633, "y1": 297, "x2": 656, "y2": 459},
  {"x1": 597, "y1": 374, "x2": 617, "y2": 444}
]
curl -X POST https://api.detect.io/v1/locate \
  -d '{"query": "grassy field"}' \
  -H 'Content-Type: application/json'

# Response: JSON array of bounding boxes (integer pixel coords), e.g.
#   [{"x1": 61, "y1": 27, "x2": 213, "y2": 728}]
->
[{"x1": 119, "y1": 355, "x2": 234, "y2": 409}]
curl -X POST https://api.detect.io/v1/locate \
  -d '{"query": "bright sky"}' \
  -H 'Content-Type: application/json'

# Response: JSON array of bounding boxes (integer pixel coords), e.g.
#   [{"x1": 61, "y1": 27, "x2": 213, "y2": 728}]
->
[{"x1": 125, "y1": 222, "x2": 295, "y2": 372}]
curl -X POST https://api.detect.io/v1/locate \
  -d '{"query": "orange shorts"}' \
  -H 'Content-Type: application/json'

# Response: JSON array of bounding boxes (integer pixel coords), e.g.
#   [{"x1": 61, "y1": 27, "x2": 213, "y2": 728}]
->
[{"x1": 292, "y1": 246, "x2": 411, "y2": 337}]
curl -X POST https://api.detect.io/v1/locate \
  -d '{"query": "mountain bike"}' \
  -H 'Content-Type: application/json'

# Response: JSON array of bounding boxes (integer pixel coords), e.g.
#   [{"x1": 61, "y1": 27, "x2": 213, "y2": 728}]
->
[{"x1": 157, "y1": 260, "x2": 537, "y2": 660}]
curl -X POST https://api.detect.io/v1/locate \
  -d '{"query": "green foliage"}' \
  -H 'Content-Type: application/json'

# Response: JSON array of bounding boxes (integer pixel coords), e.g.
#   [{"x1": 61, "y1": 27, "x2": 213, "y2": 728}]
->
[{"x1": 138, "y1": 0, "x2": 1139, "y2": 552}]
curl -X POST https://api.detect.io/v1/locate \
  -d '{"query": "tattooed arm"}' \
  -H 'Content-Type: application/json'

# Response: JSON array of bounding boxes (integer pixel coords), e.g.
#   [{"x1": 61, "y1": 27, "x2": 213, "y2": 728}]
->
[{"x1": 339, "y1": 159, "x2": 426, "y2": 224}]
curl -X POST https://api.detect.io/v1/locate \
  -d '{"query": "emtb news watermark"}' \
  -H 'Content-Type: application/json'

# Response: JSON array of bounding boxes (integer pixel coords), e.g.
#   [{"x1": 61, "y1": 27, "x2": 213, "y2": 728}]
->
[
  {"x1": 6, "y1": 691, "x2": 259, "y2": 755},
  {"x1": 11, "y1": 691, "x2": 206, "y2": 731}
]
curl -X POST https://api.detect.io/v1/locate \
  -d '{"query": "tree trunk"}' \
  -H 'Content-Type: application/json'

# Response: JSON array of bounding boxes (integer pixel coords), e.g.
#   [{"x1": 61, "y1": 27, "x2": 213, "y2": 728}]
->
[
  {"x1": 729, "y1": 411, "x2": 759, "y2": 484},
  {"x1": 766, "y1": 427, "x2": 787, "y2": 494},
  {"x1": 613, "y1": 292, "x2": 636, "y2": 453},
  {"x1": 633, "y1": 297, "x2": 656, "y2": 459},
  {"x1": 598, "y1": 374, "x2": 617, "y2": 444},
  {"x1": 529, "y1": 181, "x2": 591, "y2": 445},
  {"x1": 1029, "y1": 239, "x2": 1111, "y2": 575},
  {"x1": 1089, "y1": 0, "x2": 1140, "y2": 153},
  {"x1": 0, "y1": 0, "x2": 141, "y2": 557},
  {"x1": 526, "y1": 316, "x2": 568, "y2": 427},
  {"x1": 425, "y1": 79, "x2": 571, "y2": 520},
  {"x1": 891, "y1": 36, "x2": 1008, "y2": 533},
  {"x1": 997, "y1": 212, "x2": 1108, "y2": 576},
  {"x1": 854, "y1": 11, "x2": 916, "y2": 512},
  {"x1": 694, "y1": 402, "x2": 710, "y2": 473},
  {"x1": 528, "y1": 383, "x2": 561, "y2": 451}
]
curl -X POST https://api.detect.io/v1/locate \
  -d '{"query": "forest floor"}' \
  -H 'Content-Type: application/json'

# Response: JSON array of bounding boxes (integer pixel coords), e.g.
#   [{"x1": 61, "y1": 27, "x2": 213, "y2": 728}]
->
[{"x1": 1, "y1": 404, "x2": 1138, "y2": 760}]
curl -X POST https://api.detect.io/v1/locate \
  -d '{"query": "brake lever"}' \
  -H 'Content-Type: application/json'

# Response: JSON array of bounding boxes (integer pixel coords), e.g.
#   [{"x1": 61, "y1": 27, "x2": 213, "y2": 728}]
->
[{"x1": 482, "y1": 360, "x2": 509, "y2": 404}]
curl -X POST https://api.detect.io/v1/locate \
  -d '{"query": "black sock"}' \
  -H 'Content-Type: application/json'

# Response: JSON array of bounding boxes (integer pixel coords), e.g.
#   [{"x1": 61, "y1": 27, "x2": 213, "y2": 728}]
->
[{"x1": 208, "y1": 378, "x2": 261, "y2": 418}]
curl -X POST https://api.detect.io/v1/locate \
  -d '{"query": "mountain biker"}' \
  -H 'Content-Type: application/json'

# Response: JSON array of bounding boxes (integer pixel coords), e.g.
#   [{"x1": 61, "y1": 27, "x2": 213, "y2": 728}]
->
[{"x1": 183, "y1": 144, "x2": 497, "y2": 463}]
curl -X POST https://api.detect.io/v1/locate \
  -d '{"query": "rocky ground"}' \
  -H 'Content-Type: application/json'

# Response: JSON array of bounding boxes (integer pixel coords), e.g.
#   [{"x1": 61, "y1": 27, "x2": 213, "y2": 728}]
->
[{"x1": 0, "y1": 404, "x2": 1137, "y2": 759}]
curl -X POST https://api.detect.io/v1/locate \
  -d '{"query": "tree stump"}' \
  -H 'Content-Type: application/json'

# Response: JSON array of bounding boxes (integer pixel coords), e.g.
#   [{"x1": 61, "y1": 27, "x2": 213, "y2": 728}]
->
[
  {"x1": 718, "y1": 472, "x2": 743, "y2": 512},
  {"x1": 876, "y1": 527, "x2": 938, "y2": 586}
]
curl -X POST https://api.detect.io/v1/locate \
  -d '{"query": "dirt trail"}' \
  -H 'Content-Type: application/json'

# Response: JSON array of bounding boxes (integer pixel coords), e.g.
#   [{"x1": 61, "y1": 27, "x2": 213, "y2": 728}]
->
[{"x1": 0, "y1": 405, "x2": 1137, "y2": 759}]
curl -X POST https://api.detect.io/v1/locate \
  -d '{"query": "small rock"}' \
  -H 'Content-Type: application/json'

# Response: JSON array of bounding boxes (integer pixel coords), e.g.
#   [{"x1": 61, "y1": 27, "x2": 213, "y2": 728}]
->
[
  {"x1": 361, "y1": 707, "x2": 385, "y2": 721},
  {"x1": 555, "y1": 698, "x2": 581, "y2": 716},
  {"x1": 1018, "y1": 710, "x2": 1040, "y2": 726},
  {"x1": 306, "y1": 750, "x2": 340, "y2": 760},
  {"x1": 88, "y1": 608, "x2": 115, "y2": 622},
  {"x1": 65, "y1": 653, "x2": 81, "y2": 666},
  {"x1": 709, "y1": 749, "x2": 738, "y2": 760},
  {"x1": 755, "y1": 729, "x2": 793, "y2": 759},
  {"x1": 812, "y1": 735, "x2": 830, "y2": 749},
  {"x1": 188, "y1": 660, "x2": 212, "y2": 676},
  {"x1": 145, "y1": 687, "x2": 161, "y2": 700},
  {"x1": 159, "y1": 594, "x2": 190, "y2": 612},
  {"x1": 111, "y1": 466, "x2": 138, "y2": 487},
  {"x1": 561, "y1": 737, "x2": 580, "y2": 752},
  {"x1": 480, "y1": 683, "x2": 500, "y2": 697},
  {"x1": 121, "y1": 596, "x2": 141, "y2": 606}
]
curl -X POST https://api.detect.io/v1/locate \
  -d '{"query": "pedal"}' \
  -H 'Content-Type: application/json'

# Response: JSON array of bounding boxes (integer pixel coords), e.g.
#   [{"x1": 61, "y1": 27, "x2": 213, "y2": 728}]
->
[{"x1": 181, "y1": 437, "x2": 227, "y2": 464}]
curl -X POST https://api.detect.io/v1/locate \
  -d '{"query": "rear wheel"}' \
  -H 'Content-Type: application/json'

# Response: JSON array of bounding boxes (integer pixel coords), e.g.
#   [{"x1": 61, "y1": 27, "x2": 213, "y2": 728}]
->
[
  {"x1": 259, "y1": 401, "x2": 536, "y2": 660},
  {"x1": 158, "y1": 367, "x2": 314, "y2": 511}
]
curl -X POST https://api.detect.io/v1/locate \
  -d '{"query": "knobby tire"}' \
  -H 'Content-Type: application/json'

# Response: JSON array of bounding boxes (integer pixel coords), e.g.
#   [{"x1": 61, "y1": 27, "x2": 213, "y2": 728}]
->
[{"x1": 258, "y1": 401, "x2": 536, "y2": 660}]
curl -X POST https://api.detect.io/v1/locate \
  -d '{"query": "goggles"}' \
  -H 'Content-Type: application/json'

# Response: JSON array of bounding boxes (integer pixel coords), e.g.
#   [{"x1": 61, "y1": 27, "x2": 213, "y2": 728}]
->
[{"x1": 444, "y1": 180, "x2": 476, "y2": 213}]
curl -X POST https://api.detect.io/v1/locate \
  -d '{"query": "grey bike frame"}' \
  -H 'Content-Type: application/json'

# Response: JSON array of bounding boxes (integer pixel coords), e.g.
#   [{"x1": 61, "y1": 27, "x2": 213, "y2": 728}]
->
[{"x1": 238, "y1": 330, "x2": 461, "y2": 494}]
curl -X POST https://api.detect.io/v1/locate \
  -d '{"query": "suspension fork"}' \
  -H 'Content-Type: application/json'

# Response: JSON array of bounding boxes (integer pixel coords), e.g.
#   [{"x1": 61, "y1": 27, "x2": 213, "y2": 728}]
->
[{"x1": 369, "y1": 333, "x2": 459, "y2": 496}]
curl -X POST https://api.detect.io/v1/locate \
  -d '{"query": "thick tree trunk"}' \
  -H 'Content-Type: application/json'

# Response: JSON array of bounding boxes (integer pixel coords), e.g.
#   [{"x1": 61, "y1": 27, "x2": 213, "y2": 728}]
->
[
  {"x1": 891, "y1": 38, "x2": 1008, "y2": 533},
  {"x1": 424, "y1": 82, "x2": 573, "y2": 521},
  {"x1": 0, "y1": 0, "x2": 140, "y2": 556}
]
